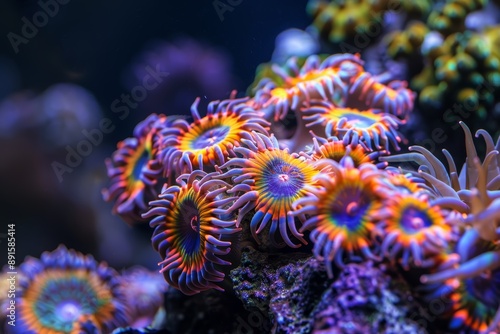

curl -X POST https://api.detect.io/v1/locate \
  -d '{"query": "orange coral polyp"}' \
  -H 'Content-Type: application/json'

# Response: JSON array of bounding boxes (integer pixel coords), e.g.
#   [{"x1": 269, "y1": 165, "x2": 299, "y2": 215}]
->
[
  {"x1": 303, "y1": 102, "x2": 403, "y2": 151},
  {"x1": 144, "y1": 170, "x2": 240, "y2": 295},
  {"x1": 287, "y1": 67, "x2": 337, "y2": 87},
  {"x1": 253, "y1": 54, "x2": 365, "y2": 121},
  {"x1": 178, "y1": 116, "x2": 235, "y2": 153},
  {"x1": 292, "y1": 158, "x2": 387, "y2": 277},
  {"x1": 159, "y1": 97, "x2": 270, "y2": 179},
  {"x1": 216, "y1": 133, "x2": 321, "y2": 248},
  {"x1": 377, "y1": 194, "x2": 452, "y2": 269}
]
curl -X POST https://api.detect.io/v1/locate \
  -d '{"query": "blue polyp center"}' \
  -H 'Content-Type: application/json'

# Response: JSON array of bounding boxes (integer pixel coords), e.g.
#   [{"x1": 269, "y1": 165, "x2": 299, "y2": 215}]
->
[
  {"x1": 35, "y1": 277, "x2": 99, "y2": 331},
  {"x1": 178, "y1": 199, "x2": 201, "y2": 256},
  {"x1": 400, "y1": 207, "x2": 432, "y2": 234},
  {"x1": 330, "y1": 187, "x2": 370, "y2": 232},
  {"x1": 341, "y1": 112, "x2": 377, "y2": 128},
  {"x1": 192, "y1": 125, "x2": 230, "y2": 149},
  {"x1": 262, "y1": 159, "x2": 304, "y2": 198},
  {"x1": 132, "y1": 153, "x2": 148, "y2": 180}
]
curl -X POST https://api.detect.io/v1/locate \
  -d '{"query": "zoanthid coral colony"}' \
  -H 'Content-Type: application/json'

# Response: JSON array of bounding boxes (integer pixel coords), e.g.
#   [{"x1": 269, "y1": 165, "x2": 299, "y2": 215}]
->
[
  {"x1": 4, "y1": 49, "x2": 499, "y2": 333},
  {"x1": 6, "y1": 7, "x2": 500, "y2": 330},
  {"x1": 101, "y1": 51, "x2": 500, "y2": 332}
]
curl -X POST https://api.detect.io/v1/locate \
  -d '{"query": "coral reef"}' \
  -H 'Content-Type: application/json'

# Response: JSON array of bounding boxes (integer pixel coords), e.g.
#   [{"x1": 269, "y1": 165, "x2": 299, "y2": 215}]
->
[
  {"x1": 11, "y1": 2, "x2": 500, "y2": 333},
  {"x1": 99, "y1": 48, "x2": 500, "y2": 332},
  {"x1": 231, "y1": 247, "x2": 429, "y2": 334}
]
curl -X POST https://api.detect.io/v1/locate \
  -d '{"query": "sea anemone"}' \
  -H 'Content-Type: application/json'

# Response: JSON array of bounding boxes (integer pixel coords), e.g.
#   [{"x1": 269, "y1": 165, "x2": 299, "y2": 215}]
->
[
  {"x1": 421, "y1": 229, "x2": 500, "y2": 334},
  {"x1": 292, "y1": 157, "x2": 388, "y2": 277},
  {"x1": 461, "y1": 149, "x2": 500, "y2": 242},
  {"x1": 159, "y1": 97, "x2": 269, "y2": 180},
  {"x1": 380, "y1": 122, "x2": 500, "y2": 214},
  {"x1": 7, "y1": 245, "x2": 128, "y2": 334},
  {"x1": 143, "y1": 170, "x2": 240, "y2": 295},
  {"x1": 102, "y1": 114, "x2": 167, "y2": 225},
  {"x1": 375, "y1": 193, "x2": 454, "y2": 269},
  {"x1": 216, "y1": 132, "x2": 322, "y2": 248}
]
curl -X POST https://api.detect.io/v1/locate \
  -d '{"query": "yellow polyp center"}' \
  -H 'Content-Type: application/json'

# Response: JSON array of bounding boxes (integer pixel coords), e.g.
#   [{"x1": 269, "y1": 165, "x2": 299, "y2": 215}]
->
[
  {"x1": 287, "y1": 68, "x2": 336, "y2": 87},
  {"x1": 271, "y1": 88, "x2": 289, "y2": 100}
]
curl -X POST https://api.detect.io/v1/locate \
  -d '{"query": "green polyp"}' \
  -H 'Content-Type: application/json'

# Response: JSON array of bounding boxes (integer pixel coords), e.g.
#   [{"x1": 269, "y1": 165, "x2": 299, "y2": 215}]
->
[
  {"x1": 457, "y1": 88, "x2": 478, "y2": 106},
  {"x1": 443, "y1": 4, "x2": 466, "y2": 19},
  {"x1": 455, "y1": 53, "x2": 476, "y2": 72},
  {"x1": 419, "y1": 85, "x2": 443, "y2": 108},
  {"x1": 487, "y1": 72, "x2": 500, "y2": 88},
  {"x1": 465, "y1": 37, "x2": 489, "y2": 60},
  {"x1": 468, "y1": 72, "x2": 484, "y2": 86},
  {"x1": 485, "y1": 56, "x2": 500, "y2": 71}
]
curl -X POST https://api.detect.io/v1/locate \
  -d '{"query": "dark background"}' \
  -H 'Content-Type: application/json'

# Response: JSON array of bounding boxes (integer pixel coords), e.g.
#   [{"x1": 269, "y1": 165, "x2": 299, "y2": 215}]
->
[
  {"x1": 0, "y1": 0, "x2": 309, "y2": 128},
  {"x1": 0, "y1": 0, "x2": 309, "y2": 269}
]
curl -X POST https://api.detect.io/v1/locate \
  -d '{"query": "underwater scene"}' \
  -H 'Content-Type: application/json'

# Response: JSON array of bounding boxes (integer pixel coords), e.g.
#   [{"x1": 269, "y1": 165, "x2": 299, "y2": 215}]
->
[{"x1": 1, "y1": 0, "x2": 500, "y2": 333}]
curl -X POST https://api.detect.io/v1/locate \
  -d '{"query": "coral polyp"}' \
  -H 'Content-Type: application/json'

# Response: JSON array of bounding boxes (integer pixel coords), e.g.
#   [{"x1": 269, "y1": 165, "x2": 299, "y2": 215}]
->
[
  {"x1": 306, "y1": 134, "x2": 387, "y2": 168},
  {"x1": 292, "y1": 158, "x2": 387, "y2": 277},
  {"x1": 8, "y1": 245, "x2": 128, "y2": 334},
  {"x1": 250, "y1": 52, "x2": 414, "y2": 154},
  {"x1": 421, "y1": 229, "x2": 500, "y2": 334},
  {"x1": 303, "y1": 102, "x2": 403, "y2": 151},
  {"x1": 217, "y1": 133, "x2": 321, "y2": 248},
  {"x1": 143, "y1": 170, "x2": 240, "y2": 295},
  {"x1": 385, "y1": 21, "x2": 430, "y2": 59},
  {"x1": 253, "y1": 53, "x2": 361, "y2": 121},
  {"x1": 102, "y1": 113, "x2": 166, "y2": 225},
  {"x1": 306, "y1": 0, "x2": 388, "y2": 45},
  {"x1": 427, "y1": 0, "x2": 487, "y2": 36},
  {"x1": 375, "y1": 194, "x2": 453, "y2": 269},
  {"x1": 159, "y1": 97, "x2": 269, "y2": 179},
  {"x1": 117, "y1": 267, "x2": 168, "y2": 328}
]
